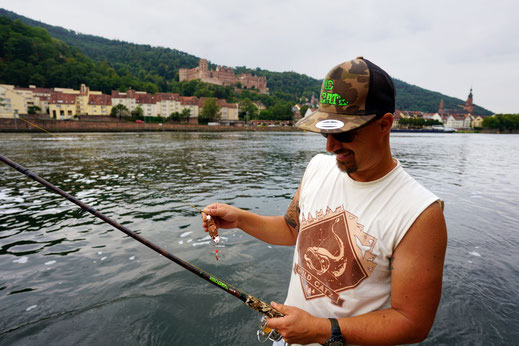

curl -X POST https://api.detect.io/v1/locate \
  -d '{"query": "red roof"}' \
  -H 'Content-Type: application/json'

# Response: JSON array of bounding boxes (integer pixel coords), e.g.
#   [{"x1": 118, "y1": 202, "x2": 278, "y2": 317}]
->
[
  {"x1": 449, "y1": 114, "x2": 469, "y2": 120},
  {"x1": 181, "y1": 96, "x2": 198, "y2": 105},
  {"x1": 156, "y1": 93, "x2": 180, "y2": 101},
  {"x1": 49, "y1": 93, "x2": 76, "y2": 104},
  {"x1": 136, "y1": 94, "x2": 158, "y2": 104},
  {"x1": 111, "y1": 89, "x2": 137, "y2": 98},
  {"x1": 88, "y1": 94, "x2": 112, "y2": 105}
]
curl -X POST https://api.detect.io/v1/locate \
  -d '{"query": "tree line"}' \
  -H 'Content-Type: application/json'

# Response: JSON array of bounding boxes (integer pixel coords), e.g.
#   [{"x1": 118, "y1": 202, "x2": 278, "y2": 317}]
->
[
  {"x1": 398, "y1": 117, "x2": 443, "y2": 128},
  {"x1": 482, "y1": 114, "x2": 519, "y2": 132}
]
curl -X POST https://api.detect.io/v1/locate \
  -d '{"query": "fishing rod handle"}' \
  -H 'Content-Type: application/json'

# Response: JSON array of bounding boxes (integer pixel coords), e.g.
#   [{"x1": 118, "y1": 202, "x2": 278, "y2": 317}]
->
[{"x1": 245, "y1": 295, "x2": 284, "y2": 318}]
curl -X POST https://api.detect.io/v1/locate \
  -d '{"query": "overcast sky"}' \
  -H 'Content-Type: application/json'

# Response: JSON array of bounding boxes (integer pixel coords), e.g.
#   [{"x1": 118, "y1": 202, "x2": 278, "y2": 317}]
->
[{"x1": 2, "y1": 0, "x2": 518, "y2": 113}]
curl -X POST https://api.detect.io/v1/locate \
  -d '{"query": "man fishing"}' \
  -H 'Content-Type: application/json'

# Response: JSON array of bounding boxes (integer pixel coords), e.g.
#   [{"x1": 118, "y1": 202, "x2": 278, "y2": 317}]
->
[{"x1": 203, "y1": 56, "x2": 447, "y2": 345}]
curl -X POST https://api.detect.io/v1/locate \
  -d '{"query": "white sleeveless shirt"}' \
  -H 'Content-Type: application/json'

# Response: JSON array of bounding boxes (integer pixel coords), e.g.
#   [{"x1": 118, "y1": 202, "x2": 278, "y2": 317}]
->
[{"x1": 283, "y1": 154, "x2": 439, "y2": 322}]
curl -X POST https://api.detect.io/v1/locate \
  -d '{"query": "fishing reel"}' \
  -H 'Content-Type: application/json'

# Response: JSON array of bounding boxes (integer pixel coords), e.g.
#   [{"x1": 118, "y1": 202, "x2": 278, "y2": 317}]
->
[{"x1": 257, "y1": 315, "x2": 283, "y2": 343}]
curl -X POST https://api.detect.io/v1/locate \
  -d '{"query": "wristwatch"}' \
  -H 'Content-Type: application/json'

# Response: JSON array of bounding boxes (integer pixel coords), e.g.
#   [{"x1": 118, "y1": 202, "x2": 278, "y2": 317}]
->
[{"x1": 323, "y1": 318, "x2": 345, "y2": 346}]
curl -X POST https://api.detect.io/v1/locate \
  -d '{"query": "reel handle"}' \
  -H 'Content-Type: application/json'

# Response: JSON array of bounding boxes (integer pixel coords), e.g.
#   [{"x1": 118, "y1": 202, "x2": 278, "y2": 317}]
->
[
  {"x1": 246, "y1": 296, "x2": 284, "y2": 343},
  {"x1": 257, "y1": 316, "x2": 283, "y2": 343}
]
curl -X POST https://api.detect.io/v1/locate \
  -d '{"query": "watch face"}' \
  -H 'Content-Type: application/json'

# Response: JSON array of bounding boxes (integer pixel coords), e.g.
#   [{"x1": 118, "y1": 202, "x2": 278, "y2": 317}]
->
[{"x1": 326, "y1": 341, "x2": 345, "y2": 346}]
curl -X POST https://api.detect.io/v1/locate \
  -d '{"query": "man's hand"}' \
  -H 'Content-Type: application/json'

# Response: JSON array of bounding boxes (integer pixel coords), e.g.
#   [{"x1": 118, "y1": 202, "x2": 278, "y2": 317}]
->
[
  {"x1": 202, "y1": 203, "x2": 297, "y2": 245},
  {"x1": 202, "y1": 203, "x2": 241, "y2": 231},
  {"x1": 266, "y1": 302, "x2": 329, "y2": 345}
]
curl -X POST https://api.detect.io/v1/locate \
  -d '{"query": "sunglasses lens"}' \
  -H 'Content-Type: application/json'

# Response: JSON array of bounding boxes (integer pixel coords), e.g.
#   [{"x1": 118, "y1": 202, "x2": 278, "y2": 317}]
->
[
  {"x1": 321, "y1": 132, "x2": 355, "y2": 143},
  {"x1": 335, "y1": 132, "x2": 355, "y2": 142}
]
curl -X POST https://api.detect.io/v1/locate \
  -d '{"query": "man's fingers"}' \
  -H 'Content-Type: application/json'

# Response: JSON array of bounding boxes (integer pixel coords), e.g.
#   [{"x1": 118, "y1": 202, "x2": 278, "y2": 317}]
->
[
  {"x1": 203, "y1": 203, "x2": 220, "y2": 216},
  {"x1": 266, "y1": 301, "x2": 288, "y2": 330},
  {"x1": 271, "y1": 301, "x2": 285, "y2": 313}
]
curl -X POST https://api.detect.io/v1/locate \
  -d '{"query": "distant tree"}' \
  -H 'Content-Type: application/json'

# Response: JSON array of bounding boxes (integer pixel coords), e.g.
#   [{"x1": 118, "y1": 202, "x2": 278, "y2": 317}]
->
[
  {"x1": 240, "y1": 98, "x2": 258, "y2": 121},
  {"x1": 169, "y1": 111, "x2": 182, "y2": 122},
  {"x1": 299, "y1": 105, "x2": 309, "y2": 117},
  {"x1": 27, "y1": 105, "x2": 41, "y2": 114},
  {"x1": 258, "y1": 109, "x2": 273, "y2": 120},
  {"x1": 199, "y1": 98, "x2": 221, "y2": 124},
  {"x1": 131, "y1": 105, "x2": 143, "y2": 117},
  {"x1": 482, "y1": 114, "x2": 519, "y2": 132},
  {"x1": 169, "y1": 108, "x2": 191, "y2": 123},
  {"x1": 110, "y1": 104, "x2": 129, "y2": 118},
  {"x1": 270, "y1": 102, "x2": 293, "y2": 121},
  {"x1": 181, "y1": 108, "x2": 191, "y2": 121},
  {"x1": 425, "y1": 119, "x2": 442, "y2": 126},
  {"x1": 399, "y1": 117, "x2": 431, "y2": 128}
]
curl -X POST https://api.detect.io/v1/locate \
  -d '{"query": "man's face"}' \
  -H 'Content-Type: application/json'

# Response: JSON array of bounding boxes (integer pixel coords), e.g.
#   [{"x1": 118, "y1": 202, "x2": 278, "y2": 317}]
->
[
  {"x1": 325, "y1": 118, "x2": 385, "y2": 179},
  {"x1": 324, "y1": 130, "x2": 360, "y2": 173}
]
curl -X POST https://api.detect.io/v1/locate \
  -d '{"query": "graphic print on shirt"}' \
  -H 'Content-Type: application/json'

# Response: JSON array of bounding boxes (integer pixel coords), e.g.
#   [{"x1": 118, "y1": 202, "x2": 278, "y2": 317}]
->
[{"x1": 294, "y1": 206, "x2": 377, "y2": 306}]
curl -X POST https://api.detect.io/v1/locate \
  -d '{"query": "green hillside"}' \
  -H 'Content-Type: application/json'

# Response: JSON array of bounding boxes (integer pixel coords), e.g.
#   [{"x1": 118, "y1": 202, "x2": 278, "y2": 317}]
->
[
  {"x1": 394, "y1": 79, "x2": 491, "y2": 115},
  {"x1": 0, "y1": 8, "x2": 493, "y2": 115},
  {"x1": 0, "y1": 17, "x2": 164, "y2": 94}
]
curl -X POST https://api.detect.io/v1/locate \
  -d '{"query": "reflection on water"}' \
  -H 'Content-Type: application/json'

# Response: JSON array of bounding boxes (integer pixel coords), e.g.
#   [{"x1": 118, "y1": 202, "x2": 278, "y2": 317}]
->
[{"x1": 1, "y1": 132, "x2": 518, "y2": 345}]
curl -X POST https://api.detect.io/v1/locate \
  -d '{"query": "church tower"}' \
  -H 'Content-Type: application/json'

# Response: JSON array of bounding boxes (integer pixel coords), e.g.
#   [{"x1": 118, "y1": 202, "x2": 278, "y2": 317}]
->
[
  {"x1": 438, "y1": 99, "x2": 444, "y2": 115},
  {"x1": 463, "y1": 88, "x2": 474, "y2": 114}
]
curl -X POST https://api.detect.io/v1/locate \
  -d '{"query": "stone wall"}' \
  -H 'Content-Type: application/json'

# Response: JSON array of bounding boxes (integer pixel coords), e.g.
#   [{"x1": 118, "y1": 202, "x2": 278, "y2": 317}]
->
[{"x1": 0, "y1": 118, "x2": 298, "y2": 133}]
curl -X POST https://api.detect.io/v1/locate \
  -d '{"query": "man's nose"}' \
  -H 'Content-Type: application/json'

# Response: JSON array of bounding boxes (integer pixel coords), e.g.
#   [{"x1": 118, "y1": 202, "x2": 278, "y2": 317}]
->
[{"x1": 326, "y1": 134, "x2": 342, "y2": 152}]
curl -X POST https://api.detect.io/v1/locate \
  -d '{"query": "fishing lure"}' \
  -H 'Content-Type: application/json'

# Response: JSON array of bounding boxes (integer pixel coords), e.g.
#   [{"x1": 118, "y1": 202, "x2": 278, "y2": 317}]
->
[{"x1": 202, "y1": 212, "x2": 219, "y2": 260}]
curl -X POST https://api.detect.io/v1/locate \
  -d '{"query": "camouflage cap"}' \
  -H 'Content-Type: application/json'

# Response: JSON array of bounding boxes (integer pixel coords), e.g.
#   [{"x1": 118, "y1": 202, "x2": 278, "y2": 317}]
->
[{"x1": 296, "y1": 57, "x2": 395, "y2": 133}]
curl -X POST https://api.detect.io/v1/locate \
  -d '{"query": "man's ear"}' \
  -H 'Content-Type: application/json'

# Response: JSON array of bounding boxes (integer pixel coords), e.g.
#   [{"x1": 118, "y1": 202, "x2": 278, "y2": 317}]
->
[{"x1": 380, "y1": 113, "x2": 394, "y2": 134}]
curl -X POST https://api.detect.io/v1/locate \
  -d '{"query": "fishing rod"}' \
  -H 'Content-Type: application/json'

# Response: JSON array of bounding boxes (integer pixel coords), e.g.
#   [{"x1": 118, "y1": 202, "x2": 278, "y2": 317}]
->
[{"x1": 0, "y1": 154, "x2": 283, "y2": 342}]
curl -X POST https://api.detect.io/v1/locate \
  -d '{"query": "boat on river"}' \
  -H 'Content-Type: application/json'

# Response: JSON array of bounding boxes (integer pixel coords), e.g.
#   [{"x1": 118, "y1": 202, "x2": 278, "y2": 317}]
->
[{"x1": 391, "y1": 125, "x2": 456, "y2": 133}]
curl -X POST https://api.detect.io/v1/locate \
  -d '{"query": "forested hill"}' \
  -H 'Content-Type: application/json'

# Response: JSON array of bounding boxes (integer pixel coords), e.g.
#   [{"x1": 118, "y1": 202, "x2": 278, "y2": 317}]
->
[
  {"x1": 0, "y1": 8, "x2": 493, "y2": 115},
  {"x1": 393, "y1": 79, "x2": 491, "y2": 115},
  {"x1": 0, "y1": 16, "x2": 167, "y2": 94}
]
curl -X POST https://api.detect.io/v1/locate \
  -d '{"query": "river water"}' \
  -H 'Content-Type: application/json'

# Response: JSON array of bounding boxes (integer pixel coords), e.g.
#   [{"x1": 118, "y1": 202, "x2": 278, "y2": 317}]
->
[{"x1": 0, "y1": 131, "x2": 518, "y2": 345}]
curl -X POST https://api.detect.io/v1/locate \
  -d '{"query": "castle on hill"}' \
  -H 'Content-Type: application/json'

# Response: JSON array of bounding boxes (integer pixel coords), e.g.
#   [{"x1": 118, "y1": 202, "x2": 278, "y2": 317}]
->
[{"x1": 179, "y1": 59, "x2": 268, "y2": 94}]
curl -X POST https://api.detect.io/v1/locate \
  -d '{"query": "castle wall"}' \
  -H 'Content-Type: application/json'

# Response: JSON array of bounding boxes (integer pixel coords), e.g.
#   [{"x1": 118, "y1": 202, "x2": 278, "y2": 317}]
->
[{"x1": 179, "y1": 59, "x2": 267, "y2": 92}]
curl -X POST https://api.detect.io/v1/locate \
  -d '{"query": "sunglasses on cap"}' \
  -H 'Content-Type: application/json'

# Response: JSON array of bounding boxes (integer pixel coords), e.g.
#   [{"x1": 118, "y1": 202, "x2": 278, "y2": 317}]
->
[{"x1": 321, "y1": 131, "x2": 356, "y2": 143}]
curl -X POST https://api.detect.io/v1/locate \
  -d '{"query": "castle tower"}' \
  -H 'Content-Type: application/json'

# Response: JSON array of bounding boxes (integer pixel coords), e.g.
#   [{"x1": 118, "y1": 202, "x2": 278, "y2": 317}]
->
[
  {"x1": 199, "y1": 59, "x2": 209, "y2": 70},
  {"x1": 438, "y1": 99, "x2": 444, "y2": 114},
  {"x1": 463, "y1": 88, "x2": 474, "y2": 114}
]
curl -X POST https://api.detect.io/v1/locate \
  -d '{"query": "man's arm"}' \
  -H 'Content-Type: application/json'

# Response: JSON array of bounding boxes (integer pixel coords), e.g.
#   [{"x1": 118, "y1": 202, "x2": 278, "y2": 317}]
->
[
  {"x1": 202, "y1": 185, "x2": 301, "y2": 246},
  {"x1": 267, "y1": 201, "x2": 447, "y2": 344}
]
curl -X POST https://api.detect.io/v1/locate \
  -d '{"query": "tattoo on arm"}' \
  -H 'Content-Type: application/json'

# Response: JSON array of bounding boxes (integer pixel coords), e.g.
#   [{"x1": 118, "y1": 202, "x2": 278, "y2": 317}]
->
[{"x1": 284, "y1": 188, "x2": 301, "y2": 233}]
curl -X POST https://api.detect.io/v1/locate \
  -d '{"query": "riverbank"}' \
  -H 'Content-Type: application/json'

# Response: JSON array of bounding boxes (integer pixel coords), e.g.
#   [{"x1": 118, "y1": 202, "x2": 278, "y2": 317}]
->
[
  {"x1": 1, "y1": 116, "x2": 515, "y2": 134},
  {"x1": 0, "y1": 116, "x2": 299, "y2": 133}
]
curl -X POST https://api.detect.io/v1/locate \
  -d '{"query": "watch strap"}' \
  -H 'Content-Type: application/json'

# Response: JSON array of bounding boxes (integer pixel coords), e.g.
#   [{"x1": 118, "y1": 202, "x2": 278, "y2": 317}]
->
[
  {"x1": 329, "y1": 318, "x2": 341, "y2": 336},
  {"x1": 323, "y1": 318, "x2": 345, "y2": 346}
]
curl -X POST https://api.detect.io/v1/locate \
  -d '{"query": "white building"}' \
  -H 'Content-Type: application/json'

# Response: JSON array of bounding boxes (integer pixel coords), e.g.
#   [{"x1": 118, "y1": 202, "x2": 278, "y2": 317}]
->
[{"x1": 445, "y1": 114, "x2": 472, "y2": 129}]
